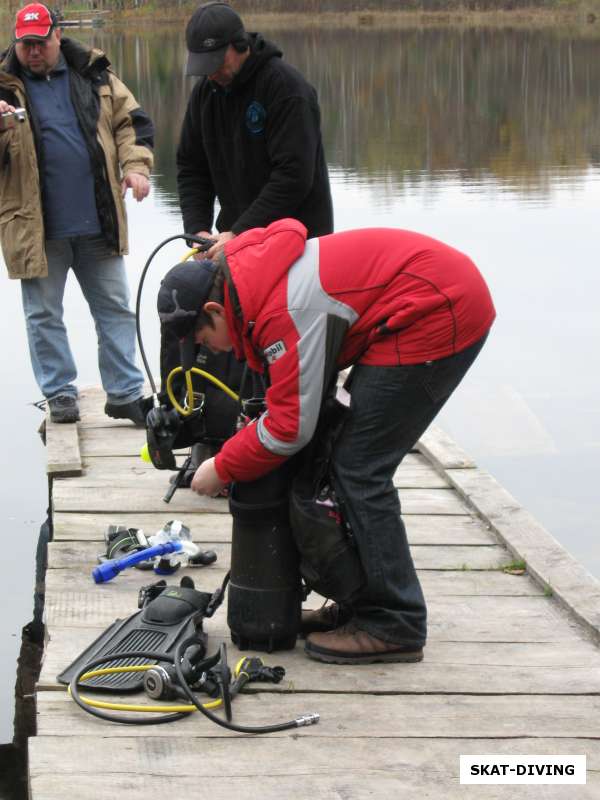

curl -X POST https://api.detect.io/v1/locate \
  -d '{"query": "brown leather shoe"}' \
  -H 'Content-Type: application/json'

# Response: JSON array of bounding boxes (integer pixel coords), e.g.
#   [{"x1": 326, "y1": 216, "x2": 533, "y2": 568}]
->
[
  {"x1": 305, "y1": 623, "x2": 424, "y2": 664},
  {"x1": 300, "y1": 603, "x2": 352, "y2": 637}
]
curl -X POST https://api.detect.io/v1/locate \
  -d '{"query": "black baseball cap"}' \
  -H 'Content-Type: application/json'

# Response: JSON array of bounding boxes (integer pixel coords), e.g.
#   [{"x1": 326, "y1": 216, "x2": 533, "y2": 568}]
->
[
  {"x1": 185, "y1": 2, "x2": 246, "y2": 76},
  {"x1": 157, "y1": 260, "x2": 217, "y2": 369}
]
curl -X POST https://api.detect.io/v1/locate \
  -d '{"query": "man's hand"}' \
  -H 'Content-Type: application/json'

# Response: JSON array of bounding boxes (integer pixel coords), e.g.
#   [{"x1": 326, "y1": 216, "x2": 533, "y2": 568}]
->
[
  {"x1": 192, "y1": 230, "x2": 216, "y2": 261},
  {"x1": 121, "y1": 172, "x2": 150, "y2": 202},
  {"x1": 0, "y1": 100, "x2": 17, "y2": 115},
  {"x1": 196, "y1": 231, "x2": 235, "y2": 261},
  {"x1": 190, "y1": 457, "x2": 228, "y2": 496}
]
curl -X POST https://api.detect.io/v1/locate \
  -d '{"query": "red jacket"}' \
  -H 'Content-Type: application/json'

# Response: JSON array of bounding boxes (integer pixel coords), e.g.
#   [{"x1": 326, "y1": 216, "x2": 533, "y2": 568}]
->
[{"x1": 215, "y1": 218, "x2": 495, "y2": 483}]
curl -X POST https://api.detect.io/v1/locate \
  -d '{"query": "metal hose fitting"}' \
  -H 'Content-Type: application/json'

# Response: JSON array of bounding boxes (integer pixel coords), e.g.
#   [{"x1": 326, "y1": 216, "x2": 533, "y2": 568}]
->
[{"x1": 295, "y1": 712, "x2": 320, "y2": 727}]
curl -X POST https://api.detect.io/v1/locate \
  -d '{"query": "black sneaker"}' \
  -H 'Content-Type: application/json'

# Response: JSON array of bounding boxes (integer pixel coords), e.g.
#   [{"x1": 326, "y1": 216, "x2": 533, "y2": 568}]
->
[
  {"x1": 48, "y1": 394, "x2": 80, "y2": 424},
  {"x1": 104, "y1": 397, "x2": 148, "y2": 427}
]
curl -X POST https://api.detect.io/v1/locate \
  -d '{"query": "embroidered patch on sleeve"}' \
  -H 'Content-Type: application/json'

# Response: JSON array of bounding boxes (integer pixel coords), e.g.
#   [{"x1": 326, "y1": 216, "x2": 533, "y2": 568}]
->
[{"x1": 264, "y1": 340, "x2": 287, "y2": 364}]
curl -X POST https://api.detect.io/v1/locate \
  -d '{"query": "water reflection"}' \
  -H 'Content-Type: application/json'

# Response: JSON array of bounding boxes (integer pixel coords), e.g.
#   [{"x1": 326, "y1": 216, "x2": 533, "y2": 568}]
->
[{"x1": 85, "y1": 25, "x2": 600, "y2": 202}]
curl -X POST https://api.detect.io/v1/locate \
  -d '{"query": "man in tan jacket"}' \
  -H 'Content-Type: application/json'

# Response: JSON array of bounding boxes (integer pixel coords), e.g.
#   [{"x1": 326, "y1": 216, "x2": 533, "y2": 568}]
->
[{"x1": 0, "y1": 3, "x2": 153, "y2": 423}]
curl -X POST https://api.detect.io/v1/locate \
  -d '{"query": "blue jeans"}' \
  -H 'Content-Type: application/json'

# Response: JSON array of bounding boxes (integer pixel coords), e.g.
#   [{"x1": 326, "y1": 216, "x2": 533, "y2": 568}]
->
[
  {"x1": 331, "y1": 335, "x2": 488, "y2": 647},
  {"x1": 20, "y1": 236, "x2": 144, "y2": 403}
]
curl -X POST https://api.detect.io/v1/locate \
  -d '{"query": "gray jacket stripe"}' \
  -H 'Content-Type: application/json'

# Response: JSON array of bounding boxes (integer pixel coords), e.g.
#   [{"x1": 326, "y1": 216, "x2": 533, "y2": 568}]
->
[{"x1": 256, "y1": 238, "x2": 358, "y2": 456}]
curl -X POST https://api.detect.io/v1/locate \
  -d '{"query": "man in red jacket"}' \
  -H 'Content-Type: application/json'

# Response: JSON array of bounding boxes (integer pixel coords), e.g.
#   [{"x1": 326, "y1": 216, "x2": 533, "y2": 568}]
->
[{"x1": 157, "y1": 218, "x2": 496, "y2": 664}]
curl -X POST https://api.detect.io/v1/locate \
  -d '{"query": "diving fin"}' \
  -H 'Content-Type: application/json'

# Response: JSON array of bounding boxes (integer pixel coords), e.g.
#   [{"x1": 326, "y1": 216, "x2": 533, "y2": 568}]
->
[{"x1": 57, "y1": 578, "x2": 218, "y2": 692}]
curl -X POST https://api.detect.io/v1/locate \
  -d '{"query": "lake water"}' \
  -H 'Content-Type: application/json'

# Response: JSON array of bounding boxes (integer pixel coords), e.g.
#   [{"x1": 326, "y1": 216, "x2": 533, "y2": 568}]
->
[{"x1": 1, "y1": 22, "x2": 599, "y2": 742}]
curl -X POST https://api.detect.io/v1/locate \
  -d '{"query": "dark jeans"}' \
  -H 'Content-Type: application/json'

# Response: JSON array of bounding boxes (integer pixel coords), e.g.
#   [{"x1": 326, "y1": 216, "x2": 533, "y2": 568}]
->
[{"x1": 331, "y1": 335, "x2": 488, "y2": 647}]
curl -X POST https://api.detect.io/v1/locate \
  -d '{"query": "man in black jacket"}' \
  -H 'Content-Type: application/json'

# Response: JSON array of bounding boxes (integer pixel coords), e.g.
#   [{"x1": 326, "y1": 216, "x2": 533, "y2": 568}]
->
[
  {"x1": 167, "y1": 3, "x2": 334, "y2": 485},
  {"x1": 177, "y1": 2, "x2": 333, "y2": 261}
]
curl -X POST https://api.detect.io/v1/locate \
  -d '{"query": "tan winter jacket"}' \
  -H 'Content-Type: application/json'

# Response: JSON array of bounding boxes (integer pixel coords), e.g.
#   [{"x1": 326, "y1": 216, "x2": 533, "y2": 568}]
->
[{"x1": 0, "y1": 38, "x2": 154, "y2": 279}]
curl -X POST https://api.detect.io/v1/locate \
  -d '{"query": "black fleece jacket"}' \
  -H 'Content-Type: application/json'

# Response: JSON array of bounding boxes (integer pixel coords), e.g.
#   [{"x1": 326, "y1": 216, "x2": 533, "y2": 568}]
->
[{"x1": 176, "y1": 34, "x2": 333, "y2": 238}]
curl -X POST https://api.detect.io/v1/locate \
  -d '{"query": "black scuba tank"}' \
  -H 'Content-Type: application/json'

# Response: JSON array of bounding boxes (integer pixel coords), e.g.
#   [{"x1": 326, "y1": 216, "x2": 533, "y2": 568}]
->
[{"x1": 227, "y1": 465, "x2": 302, "y2": 652}]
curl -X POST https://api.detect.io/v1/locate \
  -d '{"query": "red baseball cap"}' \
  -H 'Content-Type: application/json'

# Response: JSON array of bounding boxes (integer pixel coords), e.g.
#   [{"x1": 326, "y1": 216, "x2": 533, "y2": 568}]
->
[{"x1": 15, "y1": 3, "x2": 55, "y2": 41}]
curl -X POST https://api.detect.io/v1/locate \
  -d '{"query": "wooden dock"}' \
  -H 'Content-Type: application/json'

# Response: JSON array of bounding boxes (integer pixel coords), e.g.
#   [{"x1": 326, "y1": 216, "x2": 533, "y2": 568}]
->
[{"x1": 30, "y1": 387, "x2": 600, "y2": 797}]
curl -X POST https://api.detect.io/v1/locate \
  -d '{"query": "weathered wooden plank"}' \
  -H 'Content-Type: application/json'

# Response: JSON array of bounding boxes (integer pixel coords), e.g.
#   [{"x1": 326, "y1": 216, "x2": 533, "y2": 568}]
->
[
  {"x1": 28, "y1": 773, "x2": 600, "y2": 800},
  {"x1": 47, "y1": 540, "x2": 230, "y2": 570},
  {"x1": 43, "y1": 564, "x2": 543, "y2": 598},
  {"x1": 81, "y1": 451, "x2": 428, "y2": 473},
  {"x1": 52, "y1": 483, "x2": 230, "y2": 513},
  {"x1": 54, "y1": 467, "x2": 449, "y2": 490},
  {"x1": 78, "y1": 426, "x2": 151, "y2": 457},
  {"x1": 53, "y1": 511, "x2": 233, "y2": 541},
  {"x1": 66, "y1": 452, "x2": 448, "y2": 489},
  {"x1": 77, "y1": 412, "x2": 144, "y2": 430},
  {"x1": 45, "y1": 416, "x2": 82, "y2": 477},
  {"x1": 39, "y1": 621, "x2": 600, "y2": 694},
  {"x1": 44, "y1": 565, "x2": 229, "y2": 595},
  {"x1": 60, "y1": 464, "x2": 447, "y2": 490},
  {"x1": 27, "y1": 769, "x2": 600, "y2": 800},
  {"x1": 418, "y1": 424, "x2": 476, "y2": 469},
  {"x1": 40, "y1": 627, "x2": 599, "y2": 691},
  {"x1": 32, "y1": 734, "x2": 600, "y2": 775},
  {"x1": 34, "y1": 691, "x2": 600, "y2": 738},
  {"x1": 42, "y1": 589, "x2": 574, "y2": 643},
  {"x1": 52, "y1": 484, "x2": 468, "y2": 514},
  {"x1": 82, "y1": 454, "x2": 189, "y2": 471},
  {"x1": 28, "y1": 737, "x2": 600, "y2": 800},
  {"x1": 52, "y1": 511, "x2": 496, "y2": 546},
  {"x1": 446, "y1": 466, "x2": 600, "y2": 643},
  {"x1": 417, "y1": 568, "x2": 542, "y2": 595},
  {"x1": 46, "y1": 539, "x2": 512, "y2": 571},
  {"x1": 28, "y1": 775, "x2": 600, "y2": 800}
]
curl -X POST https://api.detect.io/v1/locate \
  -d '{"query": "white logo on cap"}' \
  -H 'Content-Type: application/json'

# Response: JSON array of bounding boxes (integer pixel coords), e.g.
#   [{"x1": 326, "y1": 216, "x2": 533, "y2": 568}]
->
[
  {"x1": 24, "y1": 11, "x2": 41, "y2": 20},
  {"x1": 202, "y1": 38, "x2": 217, "y2": 47}
]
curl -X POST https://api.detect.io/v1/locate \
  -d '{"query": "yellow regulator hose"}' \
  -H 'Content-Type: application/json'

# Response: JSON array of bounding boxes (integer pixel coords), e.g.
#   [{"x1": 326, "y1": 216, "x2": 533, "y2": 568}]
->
[
  {"x1": 166, "y1": 366, "x2": 239, "y2": 417},
  {"x1": 68, "y1": 664, "x2": 222, "y2": 714}
]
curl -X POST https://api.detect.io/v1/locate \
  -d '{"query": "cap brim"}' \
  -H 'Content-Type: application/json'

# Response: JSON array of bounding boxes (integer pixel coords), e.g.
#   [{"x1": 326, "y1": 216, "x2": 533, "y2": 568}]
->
[
  {"x1": 185, "y1": 46, "x2": 227, "y2": 77},
  {"x1": 15, "y1": 29, "x2": 52, "y2": 40}
]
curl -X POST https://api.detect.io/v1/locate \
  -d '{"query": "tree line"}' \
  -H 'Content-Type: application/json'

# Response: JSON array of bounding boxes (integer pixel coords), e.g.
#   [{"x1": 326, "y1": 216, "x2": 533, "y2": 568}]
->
[{"x1": 2, "y1": 0, "x2": 573, "y2": 16}]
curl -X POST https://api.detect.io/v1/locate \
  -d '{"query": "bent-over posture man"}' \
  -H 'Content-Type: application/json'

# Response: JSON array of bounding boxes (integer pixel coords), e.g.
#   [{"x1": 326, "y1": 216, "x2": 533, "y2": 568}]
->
[
  {"x1": 156, "y1": 219, "x2": 496, "y2": 665},
  {"x1": 0, "y1": 3, "x2": 153, "y2": 423}
]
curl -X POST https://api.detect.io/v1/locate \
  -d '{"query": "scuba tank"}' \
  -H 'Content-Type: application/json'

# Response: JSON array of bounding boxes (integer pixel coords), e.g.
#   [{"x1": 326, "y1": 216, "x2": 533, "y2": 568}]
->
[{"x1": 227, "y1": 405, "x2": 302, "y2": 652}]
